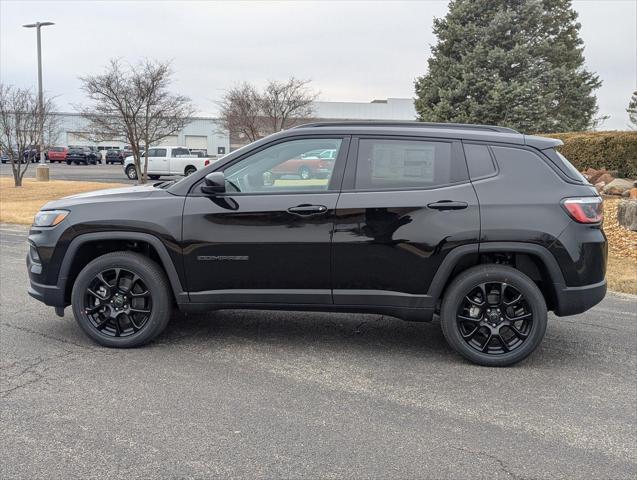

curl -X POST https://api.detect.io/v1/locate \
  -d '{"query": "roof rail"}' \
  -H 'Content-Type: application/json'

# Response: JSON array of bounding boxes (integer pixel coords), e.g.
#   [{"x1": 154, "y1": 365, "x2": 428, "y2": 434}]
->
[{"x1": 292, "y1": 121, "x2": 520, "y2": 134}]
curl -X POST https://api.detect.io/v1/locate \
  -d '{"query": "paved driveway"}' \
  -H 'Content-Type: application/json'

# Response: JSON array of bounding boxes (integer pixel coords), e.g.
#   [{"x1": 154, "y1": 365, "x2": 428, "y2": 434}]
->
[
  {"x1": 0, "y1": 162, "x2": 182, "y2": 184},
  {"x1": 1, "y1": 225, "x2": 635, "y2": 479}
]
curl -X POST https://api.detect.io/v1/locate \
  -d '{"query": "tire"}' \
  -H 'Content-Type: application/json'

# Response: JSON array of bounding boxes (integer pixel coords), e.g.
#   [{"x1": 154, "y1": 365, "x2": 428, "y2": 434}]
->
[
  {"x1": 71, "y1": 251, "x2": 172, "y2": 348},
  {"x1": 149, "y1": 175, "x2": 160, "y2": 180},
  {"x1": 298, "y1": 166, "x2": 311, "y2": 180},
  {"x1": 184, "y1": 166, "x2": 196, "y2": 176},
  {"x1": 126, "y1": 164, "x2": 138, "y2": 180},
  {"x1": 440, "y1": 264, "x2": 547, "y2": 367},
  {"x1": 66, "y1": 160, "x2": 72, "y2": 165}
]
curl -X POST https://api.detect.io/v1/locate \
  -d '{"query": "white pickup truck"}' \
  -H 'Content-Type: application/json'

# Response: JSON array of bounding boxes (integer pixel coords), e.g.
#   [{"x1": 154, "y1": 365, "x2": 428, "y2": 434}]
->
[{"x1": 123, "y1": 146, "x2": 216, "y2": 180}]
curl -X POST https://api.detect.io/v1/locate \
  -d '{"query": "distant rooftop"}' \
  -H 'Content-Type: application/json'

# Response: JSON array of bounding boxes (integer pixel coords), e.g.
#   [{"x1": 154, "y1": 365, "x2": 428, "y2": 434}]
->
[{"x1": 312, "y1": 98, "x2": 416, "y2": 121}]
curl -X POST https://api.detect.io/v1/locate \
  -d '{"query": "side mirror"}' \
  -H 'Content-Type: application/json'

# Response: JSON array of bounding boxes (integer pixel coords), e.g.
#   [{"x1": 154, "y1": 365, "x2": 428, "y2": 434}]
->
[{"x1": 201, "y1": 171, "x2": 226, "y2": 195}]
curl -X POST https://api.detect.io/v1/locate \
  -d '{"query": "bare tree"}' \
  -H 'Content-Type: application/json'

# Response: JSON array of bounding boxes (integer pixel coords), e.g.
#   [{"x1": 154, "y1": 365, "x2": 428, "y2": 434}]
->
[
  {"x1": 218, "y1": 82, "x2": 263, "y2": 143},
  {"x1": 0, "y1": 84, "x2": 58, "y2": 187},
  {"x1": 218, "y1": 77, "x2": 318, "y2": 146},
  {"x1": 261, "y1": 77, "x2": 318, "y2": 132},
  {"x1": 78, "y1": 59, "x2": 195, "y2": 183}
]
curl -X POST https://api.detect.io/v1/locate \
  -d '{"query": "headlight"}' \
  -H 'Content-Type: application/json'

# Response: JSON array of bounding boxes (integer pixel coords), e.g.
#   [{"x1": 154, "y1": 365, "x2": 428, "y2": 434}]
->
[{"x1": 33, "y1": 210, "x2": 69, "y2": 227}]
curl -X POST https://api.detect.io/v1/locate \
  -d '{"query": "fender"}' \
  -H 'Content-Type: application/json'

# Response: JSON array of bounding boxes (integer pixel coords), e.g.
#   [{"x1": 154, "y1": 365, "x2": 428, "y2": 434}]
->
[
  {"x1": 426, "y1": 241, "x2": 566, "y2": 302},
  {"x1": 57, "y1": 231, "x2": 188, "y2": 304}
]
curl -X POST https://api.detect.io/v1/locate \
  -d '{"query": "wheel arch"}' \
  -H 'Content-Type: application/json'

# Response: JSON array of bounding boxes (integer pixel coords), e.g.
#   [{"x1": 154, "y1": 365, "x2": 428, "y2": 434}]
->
[
  {"x1": 58, "y1": 232, "x2": 187, "y2": 306},
  {"x1": 428, "y1": 242, "x2": 565, "y2": 311}
]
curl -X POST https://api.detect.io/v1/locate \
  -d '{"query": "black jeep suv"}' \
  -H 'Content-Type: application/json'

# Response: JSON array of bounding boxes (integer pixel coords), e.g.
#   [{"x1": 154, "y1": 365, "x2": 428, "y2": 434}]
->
[{"x1": 27, "y1": 122, "x2": 607, "y2": 366}]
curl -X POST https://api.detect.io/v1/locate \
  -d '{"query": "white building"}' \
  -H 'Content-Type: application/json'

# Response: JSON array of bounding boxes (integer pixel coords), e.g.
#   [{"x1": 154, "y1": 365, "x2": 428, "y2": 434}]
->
[
  {"x1": 52, "y1": 98, "x2": 416, "y2": 153},
  {"x1": 55, "y1": 113, "x2": 230, "y2": 157},
  {"x1": 313, "y1": 98, "x2": 416, "y2": 121}
]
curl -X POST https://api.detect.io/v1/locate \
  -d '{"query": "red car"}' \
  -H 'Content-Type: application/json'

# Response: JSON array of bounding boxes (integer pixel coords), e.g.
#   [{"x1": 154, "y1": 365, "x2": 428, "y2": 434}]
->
[
  {"x1": 47, "y1": 146, "x2": 68, "y2": 163},
  {"x1": 270, "y1": 148, "x2": 336, "y2": 180}
]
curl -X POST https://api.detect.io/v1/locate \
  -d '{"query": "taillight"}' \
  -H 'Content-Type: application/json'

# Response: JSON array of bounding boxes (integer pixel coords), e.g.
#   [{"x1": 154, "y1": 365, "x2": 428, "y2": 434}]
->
[
  {"x1": 204, "y1": 160, "x2": 210, "y2": 166},
  {"x1": 562, "y1": 197, "x2": 603, "y2": 224}
]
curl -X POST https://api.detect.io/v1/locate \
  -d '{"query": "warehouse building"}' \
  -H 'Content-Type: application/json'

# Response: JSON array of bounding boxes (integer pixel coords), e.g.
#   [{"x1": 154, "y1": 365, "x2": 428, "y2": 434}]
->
[
  {"x1": 52, "y1": 98, "x2": 416, "y2": 154},
  {"x1": 54, "y1": 113, "x2": 230, "y2": 158}
]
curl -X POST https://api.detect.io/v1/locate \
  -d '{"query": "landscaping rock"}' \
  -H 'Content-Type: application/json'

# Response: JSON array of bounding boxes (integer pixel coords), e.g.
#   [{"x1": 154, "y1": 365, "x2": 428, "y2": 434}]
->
[
  {"x1": 596, "y1": 173, "x2": 615, "y2": 185},
  {"x1": 603, "y1": 178, "x2": 635, "y2": 196},
  {"x1": 630, "y1": 188, "x2": 637, "y2": 200},
  {"x1": 617, "y1": 200, "x2": 637, "y2": 231}
]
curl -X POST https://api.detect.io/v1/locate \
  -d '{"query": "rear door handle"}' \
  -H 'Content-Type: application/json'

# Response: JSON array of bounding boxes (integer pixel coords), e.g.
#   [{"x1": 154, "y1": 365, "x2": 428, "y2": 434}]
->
[
  {"x1": 288, "y1": 204, "x2": 328, "y2": 215},
  {"x1": 427, "y1": 200, "x2": 468, "y2": 211}
]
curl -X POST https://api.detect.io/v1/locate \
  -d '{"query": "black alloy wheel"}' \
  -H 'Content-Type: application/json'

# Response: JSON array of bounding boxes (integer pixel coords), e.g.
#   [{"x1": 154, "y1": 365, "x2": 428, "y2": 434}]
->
[
  {"x1": 71, "y1": 252, "x2": 172, "y2": 348},
  {"x1": 440, "y1": 265, "x2": 547, "y2": 367},
  {"x1": 456, "y1": 282, "x2": 532, "y2": 355},
  {"x1": 82, "y1": 267, "x2": 152, "y2": 338}
]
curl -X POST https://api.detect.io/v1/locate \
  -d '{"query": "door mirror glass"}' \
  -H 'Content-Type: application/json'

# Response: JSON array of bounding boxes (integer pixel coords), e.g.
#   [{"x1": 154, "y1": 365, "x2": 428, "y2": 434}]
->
[{"x1": 201, "y1": 171, "x2": 226, "y2": 194}]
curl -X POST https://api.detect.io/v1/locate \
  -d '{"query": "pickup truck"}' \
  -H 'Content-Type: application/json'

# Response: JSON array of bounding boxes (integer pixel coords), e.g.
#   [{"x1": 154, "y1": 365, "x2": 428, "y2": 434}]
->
[{"x1": 123, "y1": 146, "x2": 216, "y2": 180}]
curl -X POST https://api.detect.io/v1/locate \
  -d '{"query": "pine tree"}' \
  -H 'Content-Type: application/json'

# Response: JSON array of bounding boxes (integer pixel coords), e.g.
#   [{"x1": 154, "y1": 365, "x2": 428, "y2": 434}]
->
[
  {"x1": 628, "y1": 91, "x2": 637, "y2": 128},
  {"x1": 414, "y1": 0, "x2": 601, "y2": 133}
]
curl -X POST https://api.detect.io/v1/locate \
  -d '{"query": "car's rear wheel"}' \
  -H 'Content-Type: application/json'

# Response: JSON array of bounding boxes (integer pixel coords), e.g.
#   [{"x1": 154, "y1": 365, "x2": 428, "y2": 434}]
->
[
  {"x1": 184, "y1": 166, "x2": 196, "y2": 176},
  {"x1": 440, "y1": 265, "x2": 547, "y2": 367},
  {"x1": 149, "y1": 175, "x2": 160, "y2": 180},
  {"x1": 299, "y1": 166, "x2": 311, "y2": 180},
  {"x1": 126, "y1": 164, "x2": 138, "y2": 180},
  {"x1": 71, "y1": 252, "x2": 172, "y2": 348}
]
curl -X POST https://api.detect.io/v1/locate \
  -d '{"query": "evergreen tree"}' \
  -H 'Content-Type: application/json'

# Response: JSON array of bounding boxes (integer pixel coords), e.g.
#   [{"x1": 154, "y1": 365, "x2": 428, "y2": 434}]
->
[
  {"x1": 628, "y1": 91, "x2": 637, "y2": 128},
  {"x1": 415, "y1": 0, "x2": 601, "y2": 133}
]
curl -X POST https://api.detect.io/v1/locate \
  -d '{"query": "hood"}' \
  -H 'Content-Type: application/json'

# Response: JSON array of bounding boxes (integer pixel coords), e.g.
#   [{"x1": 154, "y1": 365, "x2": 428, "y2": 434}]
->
[{"x1": 43, "y1": 184, "x2": 160, "y2": 210}]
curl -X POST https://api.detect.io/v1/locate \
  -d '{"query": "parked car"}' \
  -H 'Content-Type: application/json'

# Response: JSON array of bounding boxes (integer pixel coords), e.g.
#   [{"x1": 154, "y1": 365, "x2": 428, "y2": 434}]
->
[
  {"x1": 66, "y1": 147, "x2": 98, "y2": 165},
  {"x1": 105, "y1": 149, "x2": 125, "y2": 165},
  {"x1": 123, "y1": 146, "x2": 215, "y2": 180},
  {"x1": 47, "y1": 146, "x2": 69, "y2": 163},
  {"x1": 26, "y1": 121, "x2": 607, "y2": 366},
  {"x1": 270, "y1": 148, "x2": 337, "y2": 179},
  {"x1": 0, "y1": 150, "x2": 9, "y2": 163}
]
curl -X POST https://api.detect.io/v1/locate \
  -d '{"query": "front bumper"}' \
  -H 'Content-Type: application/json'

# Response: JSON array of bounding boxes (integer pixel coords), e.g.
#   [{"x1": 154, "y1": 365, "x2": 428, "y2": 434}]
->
[
  {"x1": 27, "y1": 251, "x2": 66, "y2": 307},
  {"x1": 553, "y1": 279, "x2": 607, "y2": 317}
]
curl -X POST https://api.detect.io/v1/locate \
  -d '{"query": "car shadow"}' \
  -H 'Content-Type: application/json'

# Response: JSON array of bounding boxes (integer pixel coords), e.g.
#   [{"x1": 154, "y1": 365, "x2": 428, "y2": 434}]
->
[{"x1": 156, "y1": 308, "x2": 457, "y2": 361}]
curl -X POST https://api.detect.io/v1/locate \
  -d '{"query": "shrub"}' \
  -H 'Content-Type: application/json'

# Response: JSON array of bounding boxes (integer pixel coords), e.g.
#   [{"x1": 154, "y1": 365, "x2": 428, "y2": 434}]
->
[{"x1": 542, "y1": 131, "x2": 637, "y2": 178}]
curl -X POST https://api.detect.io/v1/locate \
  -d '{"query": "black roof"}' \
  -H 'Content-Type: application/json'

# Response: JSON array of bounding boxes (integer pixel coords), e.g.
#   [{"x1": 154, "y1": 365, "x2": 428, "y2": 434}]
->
[
  {"x1": 290, "y1": 121, "x2": 562, "y2": 149},
  {"x1": 293, "y1": 121, "x2": 519, "y2": 134}
]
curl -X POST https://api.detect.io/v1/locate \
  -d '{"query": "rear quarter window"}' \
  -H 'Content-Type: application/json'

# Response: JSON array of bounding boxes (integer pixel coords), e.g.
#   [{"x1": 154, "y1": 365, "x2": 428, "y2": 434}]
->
[{"x1": 543, "y1": 149, "x2": 587, "y2": 183}]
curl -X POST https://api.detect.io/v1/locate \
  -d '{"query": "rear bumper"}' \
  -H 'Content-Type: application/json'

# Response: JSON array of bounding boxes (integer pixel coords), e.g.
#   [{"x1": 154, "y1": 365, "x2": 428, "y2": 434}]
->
[{"x1": 553, "y1": 279, "x2": 607, "y2": 317}]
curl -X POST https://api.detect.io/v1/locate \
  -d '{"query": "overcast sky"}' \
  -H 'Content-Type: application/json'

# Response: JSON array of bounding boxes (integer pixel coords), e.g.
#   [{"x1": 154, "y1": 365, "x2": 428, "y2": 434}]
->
[{"x1": 1, "y1": 0, "x2": 635, "y2": 129}]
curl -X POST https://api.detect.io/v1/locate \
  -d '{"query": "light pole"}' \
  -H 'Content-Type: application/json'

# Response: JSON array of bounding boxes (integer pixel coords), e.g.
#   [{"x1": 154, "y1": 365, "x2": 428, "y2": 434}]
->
[{"x1": 23, "y1": 21, "x2": 54, "y2": 181}]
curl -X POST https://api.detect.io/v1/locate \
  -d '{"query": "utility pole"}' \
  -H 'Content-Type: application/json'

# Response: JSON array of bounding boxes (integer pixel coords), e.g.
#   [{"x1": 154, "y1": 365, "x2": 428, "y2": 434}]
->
[{"x1": 23, "y1": 21, "x2": 54, "y2": 181}]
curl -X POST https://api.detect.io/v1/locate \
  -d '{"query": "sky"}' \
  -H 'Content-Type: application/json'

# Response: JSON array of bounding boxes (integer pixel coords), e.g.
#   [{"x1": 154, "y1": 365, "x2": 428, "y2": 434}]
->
[{"x1": 1, "y1": 0, "x2": 635, "y2": 129}]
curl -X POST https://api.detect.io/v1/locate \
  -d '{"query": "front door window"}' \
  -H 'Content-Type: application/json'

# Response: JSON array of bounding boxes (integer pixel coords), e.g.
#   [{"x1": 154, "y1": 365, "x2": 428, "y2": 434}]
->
[{"x1": 223, "y1": 138, "x2": 343, "y2": 194}]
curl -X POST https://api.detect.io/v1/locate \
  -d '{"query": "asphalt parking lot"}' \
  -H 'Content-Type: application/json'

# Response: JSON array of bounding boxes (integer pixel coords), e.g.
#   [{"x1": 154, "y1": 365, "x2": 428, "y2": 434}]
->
[
  {"x1": 1, "y1": 224, "x2": 636, "y2": 479},
  {"x1": 0, "y1": 161, "x2": 182, "y2": 184}
]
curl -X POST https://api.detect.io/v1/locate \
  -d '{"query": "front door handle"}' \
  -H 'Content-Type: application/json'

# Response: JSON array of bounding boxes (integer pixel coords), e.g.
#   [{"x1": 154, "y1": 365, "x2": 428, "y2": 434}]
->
[
  {"x1": 288, "y1": 204, "x2": 328, "y2": 215},
  {"x1": 427, "y1": 200, "x2": 468, "y2": 211}
]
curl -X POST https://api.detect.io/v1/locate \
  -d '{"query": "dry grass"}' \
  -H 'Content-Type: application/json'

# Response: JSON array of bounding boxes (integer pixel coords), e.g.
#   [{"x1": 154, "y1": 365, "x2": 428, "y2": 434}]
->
[
  {"x1": 1, "y1": 177, "x2": 635, "y2": 295},
  {"x1": 0, "y1": 177, "x2": 126, "y2": 225},
  {"x1": 603, "y1": 196, "x2": 637, "y2": 294}
]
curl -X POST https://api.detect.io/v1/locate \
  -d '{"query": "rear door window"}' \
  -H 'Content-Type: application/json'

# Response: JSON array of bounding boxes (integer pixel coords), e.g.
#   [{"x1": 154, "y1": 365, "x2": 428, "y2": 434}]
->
[
  {"x1": 464, "y1": 143, "x2": 496, "y2": 179},
  {"x1": 354, "y1": 138, "x2": 466, "y2": 190}
]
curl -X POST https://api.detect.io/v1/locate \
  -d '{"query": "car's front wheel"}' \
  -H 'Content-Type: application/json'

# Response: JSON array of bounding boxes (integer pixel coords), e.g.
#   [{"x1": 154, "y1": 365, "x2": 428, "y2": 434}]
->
[
  {"x1": 71, "y1": 252, "x2": 172, "y2": 348},
  {"x1": 440, "y1": 265, "x2": 547, "y2": 367},
  {"x1": 298, "y1": 166, "x2": 311, "y2": 180},
  {"x1": 125, "y1": 165, "x2": 138, "y2": 180}
]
